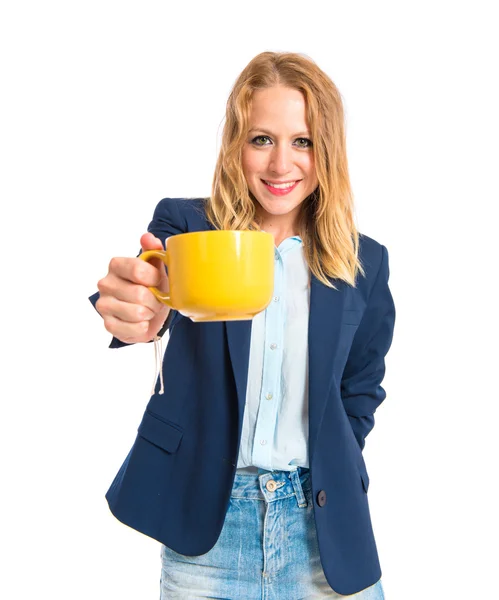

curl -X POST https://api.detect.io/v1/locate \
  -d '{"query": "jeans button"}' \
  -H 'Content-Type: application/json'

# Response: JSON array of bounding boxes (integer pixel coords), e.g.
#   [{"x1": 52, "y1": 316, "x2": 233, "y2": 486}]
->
[{"x1": 266, "y1": 480, "x2": 278, "y2": 492}]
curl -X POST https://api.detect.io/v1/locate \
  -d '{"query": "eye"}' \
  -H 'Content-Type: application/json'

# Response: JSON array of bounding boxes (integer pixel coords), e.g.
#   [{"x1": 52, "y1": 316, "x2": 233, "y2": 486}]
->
[
  {"x1": 295, "y1": 138, "x2": 313, "y2": 148},
  {"x1": 251, "y1": 135, "x2": 272, "y2": 146}
]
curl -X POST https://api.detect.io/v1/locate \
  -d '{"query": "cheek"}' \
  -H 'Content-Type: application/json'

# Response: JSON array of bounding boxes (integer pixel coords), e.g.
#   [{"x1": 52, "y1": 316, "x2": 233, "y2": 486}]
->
[
  {"x1": 242, "y1": 149, "x2": 263, "y2": 180},
  {"x1": 303, "y1": 154, "x2": 316, "y2": 176},
  {"x1": 302, "y1": 156, "x2": 318, "y2": 187}
]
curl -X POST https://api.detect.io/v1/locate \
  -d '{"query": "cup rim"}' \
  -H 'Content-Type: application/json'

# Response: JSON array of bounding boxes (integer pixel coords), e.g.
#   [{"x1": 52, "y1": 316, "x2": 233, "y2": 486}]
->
[{"x1": 169, "y1": 229, "x2": 273, "y2": 241}]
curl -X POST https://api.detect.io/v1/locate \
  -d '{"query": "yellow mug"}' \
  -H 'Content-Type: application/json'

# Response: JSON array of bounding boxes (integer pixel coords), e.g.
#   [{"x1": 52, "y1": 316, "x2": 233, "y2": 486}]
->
[{"x1": 139, "y1": 230, "x2": 275, "y2": 322}]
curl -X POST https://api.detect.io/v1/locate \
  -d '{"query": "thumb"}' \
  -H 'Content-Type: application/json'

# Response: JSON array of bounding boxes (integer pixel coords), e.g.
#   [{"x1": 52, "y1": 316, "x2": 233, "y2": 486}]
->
[
  {"x1": 139, "y1": 232, "x2": 168, "y2": 292},
  {"x1": 140, "y1": 232, "x2": 164, "y2": 252}
]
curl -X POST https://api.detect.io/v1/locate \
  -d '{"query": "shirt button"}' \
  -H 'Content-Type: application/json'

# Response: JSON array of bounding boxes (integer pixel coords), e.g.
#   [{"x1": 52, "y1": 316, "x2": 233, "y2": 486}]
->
[
  {"x1": 270, "y1": 343, "x2": 277, "y2": 350},
  {"x1": 266, "y1": 393, "x2": 273, "y2": 400},
  {"x1": 260, "y1": 440, "x2": 267, "y2": 445},
  {"x1": 274, "y1": 296, "x2": 280, "y2": 302}
]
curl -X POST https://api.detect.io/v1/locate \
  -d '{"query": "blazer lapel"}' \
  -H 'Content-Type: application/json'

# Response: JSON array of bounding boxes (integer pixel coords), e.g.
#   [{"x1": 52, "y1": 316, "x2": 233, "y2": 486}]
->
[{"x1": 308, "y1": 275, "x2": 347, "y2": 461}]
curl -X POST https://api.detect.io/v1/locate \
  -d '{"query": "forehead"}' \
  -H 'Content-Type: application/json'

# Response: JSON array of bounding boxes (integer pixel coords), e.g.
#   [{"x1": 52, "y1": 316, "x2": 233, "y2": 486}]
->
[{"x1": 249, "y1": 86, "x2": 309, "y2": 128}]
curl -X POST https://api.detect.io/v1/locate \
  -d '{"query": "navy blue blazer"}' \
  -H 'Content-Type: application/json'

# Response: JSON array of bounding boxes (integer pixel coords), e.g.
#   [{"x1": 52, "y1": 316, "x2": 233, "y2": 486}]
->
[{"x1": 89, "y1": 197, "x2": 396, "y2": 596}]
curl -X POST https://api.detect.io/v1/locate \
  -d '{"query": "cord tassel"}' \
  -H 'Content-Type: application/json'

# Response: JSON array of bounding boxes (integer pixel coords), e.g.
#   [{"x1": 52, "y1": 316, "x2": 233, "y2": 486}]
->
[{"x1": 151, "y1": 335, "x2": 165, "y2": 396}]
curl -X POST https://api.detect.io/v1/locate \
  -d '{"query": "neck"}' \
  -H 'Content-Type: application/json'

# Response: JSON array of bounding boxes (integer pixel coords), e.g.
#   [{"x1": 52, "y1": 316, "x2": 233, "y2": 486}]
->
[
  {"x1": 260, "y1": 224, "x2": 297, "y2": 247},
  {"x1": 257, "y1": 213, "x2": 301, "y2": 247}
]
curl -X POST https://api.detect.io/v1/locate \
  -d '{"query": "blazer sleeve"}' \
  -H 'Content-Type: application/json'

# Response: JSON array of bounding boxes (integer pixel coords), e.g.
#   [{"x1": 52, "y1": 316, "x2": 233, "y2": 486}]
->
[
  {"x1": 340, "y1": 244, "x2": 396, "y2": 450},
  {"x1": 88, "y1": 198, "x2": 187, "y2": 349}
]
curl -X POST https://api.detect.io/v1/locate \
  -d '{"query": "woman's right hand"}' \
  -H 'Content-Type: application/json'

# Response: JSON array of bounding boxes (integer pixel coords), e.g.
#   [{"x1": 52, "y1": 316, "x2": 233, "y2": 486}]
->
[{"x1": 95, "y1": 232, "x2": 171, "y2": 344}]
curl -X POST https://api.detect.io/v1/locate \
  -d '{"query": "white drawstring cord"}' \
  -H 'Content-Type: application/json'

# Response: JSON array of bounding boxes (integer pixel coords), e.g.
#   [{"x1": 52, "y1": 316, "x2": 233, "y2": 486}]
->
[{"x1": 151, "y1": 335, "x2": 165, "y2": 396}]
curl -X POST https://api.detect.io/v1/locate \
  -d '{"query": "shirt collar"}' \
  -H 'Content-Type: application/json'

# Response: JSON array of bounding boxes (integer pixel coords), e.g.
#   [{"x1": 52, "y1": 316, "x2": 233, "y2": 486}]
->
[{"x1": 275, "y1": 235, "x2": 302, "y2": 258}]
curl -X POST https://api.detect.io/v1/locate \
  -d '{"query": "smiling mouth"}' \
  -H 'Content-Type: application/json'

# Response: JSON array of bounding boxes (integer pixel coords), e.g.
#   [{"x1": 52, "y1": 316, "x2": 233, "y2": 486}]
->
[{"x1": 261, "y1": 179, "x2": 301, "y2": 189}]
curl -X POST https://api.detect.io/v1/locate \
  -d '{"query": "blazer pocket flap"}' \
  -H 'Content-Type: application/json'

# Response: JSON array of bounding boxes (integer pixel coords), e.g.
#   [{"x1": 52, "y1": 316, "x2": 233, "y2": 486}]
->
[{"x1": 137, "y1": 411, "x2": 184, "y2": 454}]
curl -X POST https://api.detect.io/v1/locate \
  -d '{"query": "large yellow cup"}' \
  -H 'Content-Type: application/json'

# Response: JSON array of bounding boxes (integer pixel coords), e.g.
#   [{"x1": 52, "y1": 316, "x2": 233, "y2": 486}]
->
[{"x1": 139, "y1": 230, "x2": 275, "y2": 322}]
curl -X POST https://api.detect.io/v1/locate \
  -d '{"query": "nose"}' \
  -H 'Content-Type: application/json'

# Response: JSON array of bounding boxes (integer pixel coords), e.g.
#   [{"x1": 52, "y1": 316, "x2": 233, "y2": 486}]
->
[{"x1": 269, "y1": 144, "x2": 293, "y2": 175}]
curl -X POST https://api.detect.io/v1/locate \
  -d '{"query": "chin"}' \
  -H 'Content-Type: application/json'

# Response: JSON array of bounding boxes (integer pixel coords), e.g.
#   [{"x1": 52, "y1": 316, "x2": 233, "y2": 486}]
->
[
  {"x1": 263, "y1": 204, "x2": 297, "y2": 217},
  {"x1": 252, "y1": 193, "x2": 304, "y2": 216}
]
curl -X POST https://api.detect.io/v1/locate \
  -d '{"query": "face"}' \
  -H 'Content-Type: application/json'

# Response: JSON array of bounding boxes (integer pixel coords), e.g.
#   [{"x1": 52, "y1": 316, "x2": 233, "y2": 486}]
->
[{"x1": 241, "y1": 85, "x2": 318, "y2": 234}]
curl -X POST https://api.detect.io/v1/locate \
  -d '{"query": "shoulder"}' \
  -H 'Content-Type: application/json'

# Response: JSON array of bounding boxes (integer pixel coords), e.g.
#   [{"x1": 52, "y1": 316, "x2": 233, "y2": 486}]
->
[
  {"x1": 357, "y1": 232, "x2": 390, "y2": 286},
  {"x1": 152, "y1": 197, "x2": 211, "y2": 231},
  {"x1": 358, "y1": 232, "x2": 385, "y2": 261}
]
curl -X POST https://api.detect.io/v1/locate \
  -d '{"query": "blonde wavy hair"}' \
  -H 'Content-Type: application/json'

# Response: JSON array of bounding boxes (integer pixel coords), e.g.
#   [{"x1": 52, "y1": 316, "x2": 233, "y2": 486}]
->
[{"x1": 204, "y1": 51, "x2": 365, "y2": 288}]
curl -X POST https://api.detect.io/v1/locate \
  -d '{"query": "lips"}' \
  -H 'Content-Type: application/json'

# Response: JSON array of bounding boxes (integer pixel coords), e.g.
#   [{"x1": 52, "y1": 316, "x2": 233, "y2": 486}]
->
[{"x1": 261, "y1": 179, "x2": 301, "y2": 196}]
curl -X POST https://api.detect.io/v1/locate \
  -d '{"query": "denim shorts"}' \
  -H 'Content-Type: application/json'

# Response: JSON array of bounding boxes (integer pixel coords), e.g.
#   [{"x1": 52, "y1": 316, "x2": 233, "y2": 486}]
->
[{"x1": 160, "y1": 467, "x2": 385, "y2": 599}]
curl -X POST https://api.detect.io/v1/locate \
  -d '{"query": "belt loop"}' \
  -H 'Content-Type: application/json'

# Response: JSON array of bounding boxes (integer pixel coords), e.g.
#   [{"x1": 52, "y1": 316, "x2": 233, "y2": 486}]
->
[{"x1": 289, "y1": 469, "x2": 308, "y2": 508}]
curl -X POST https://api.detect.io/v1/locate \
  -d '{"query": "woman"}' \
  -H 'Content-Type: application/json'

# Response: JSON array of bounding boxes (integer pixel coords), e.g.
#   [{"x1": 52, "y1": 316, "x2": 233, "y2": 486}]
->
[{"x1": 90, "y1": 51, "x2": 395, "y2": 599}]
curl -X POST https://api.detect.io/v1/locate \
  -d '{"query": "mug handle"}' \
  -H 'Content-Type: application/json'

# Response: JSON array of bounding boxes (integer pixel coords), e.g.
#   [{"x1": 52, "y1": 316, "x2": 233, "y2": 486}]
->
[{"x1": 139, "y1": 249, "x2": 173, "y2": 307}]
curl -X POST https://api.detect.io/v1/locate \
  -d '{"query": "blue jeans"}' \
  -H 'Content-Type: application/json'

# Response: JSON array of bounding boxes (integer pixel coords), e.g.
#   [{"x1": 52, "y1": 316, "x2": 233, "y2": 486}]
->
[{"x1": 160, "y1": 467, "x2": 385, "y2": 599}]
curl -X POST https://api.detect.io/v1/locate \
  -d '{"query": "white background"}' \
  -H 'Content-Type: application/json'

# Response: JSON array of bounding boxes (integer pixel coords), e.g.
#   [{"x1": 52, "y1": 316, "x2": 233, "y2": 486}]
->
[{"x1": 1, "y1": 1, "x2": 498, "y2": 598}]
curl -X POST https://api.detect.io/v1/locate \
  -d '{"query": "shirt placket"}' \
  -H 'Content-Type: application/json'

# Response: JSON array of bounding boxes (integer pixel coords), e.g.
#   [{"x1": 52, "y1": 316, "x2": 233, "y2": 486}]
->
[{"x1": 251, "y1": 247, "x2": 285, "y2": 470}]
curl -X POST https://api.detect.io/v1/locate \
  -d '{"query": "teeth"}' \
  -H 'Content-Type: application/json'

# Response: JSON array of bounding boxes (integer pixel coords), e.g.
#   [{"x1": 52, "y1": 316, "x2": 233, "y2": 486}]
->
[{"x1": 264, "y1": 180, "x2": 297, "y2": 189}]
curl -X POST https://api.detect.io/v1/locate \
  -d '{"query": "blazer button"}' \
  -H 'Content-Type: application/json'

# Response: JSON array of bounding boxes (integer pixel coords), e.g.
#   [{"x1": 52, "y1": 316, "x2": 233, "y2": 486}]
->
[{"x1": 317, "y1": 490, "x2": 327, "y2": 507}]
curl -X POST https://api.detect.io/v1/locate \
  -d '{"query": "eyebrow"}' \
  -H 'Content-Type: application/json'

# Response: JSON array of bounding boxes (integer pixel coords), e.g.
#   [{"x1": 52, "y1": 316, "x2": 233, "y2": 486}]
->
[{"x1": 248, "y1": 128, "x2": 311, "y2": 138}]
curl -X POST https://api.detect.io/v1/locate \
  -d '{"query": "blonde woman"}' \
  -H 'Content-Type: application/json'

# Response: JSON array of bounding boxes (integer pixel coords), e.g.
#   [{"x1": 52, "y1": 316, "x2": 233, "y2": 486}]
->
[{"x1": 90, "y1": 51, "x2": 395, "y2": 599}]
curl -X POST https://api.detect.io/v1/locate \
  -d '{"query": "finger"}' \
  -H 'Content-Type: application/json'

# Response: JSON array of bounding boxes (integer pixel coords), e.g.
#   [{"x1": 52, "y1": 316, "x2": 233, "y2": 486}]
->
[
  {"x1": 140, "y1": 232, "x2": 164, "y2": 252},
  {"x1": 103, "y1": 315, "x2": 151, "y2": 342},
  {"x1": 140, "y1": 233, "x2": 167, "y2": 275},
  {"x1": 97, "y1": 276, "x2": 164, "y2": 313},
  {"x1": 100, "y1": 296, "x2": 158, "y2": 323},
  {"x1": 108, "y1": 256, "x2": 163, "y2": 288}
]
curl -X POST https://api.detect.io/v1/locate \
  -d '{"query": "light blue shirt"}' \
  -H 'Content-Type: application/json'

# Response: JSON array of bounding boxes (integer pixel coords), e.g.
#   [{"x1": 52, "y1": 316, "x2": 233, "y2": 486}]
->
[{"x1": 236, "y1": 236, "x2": 310, "y2": 473}]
